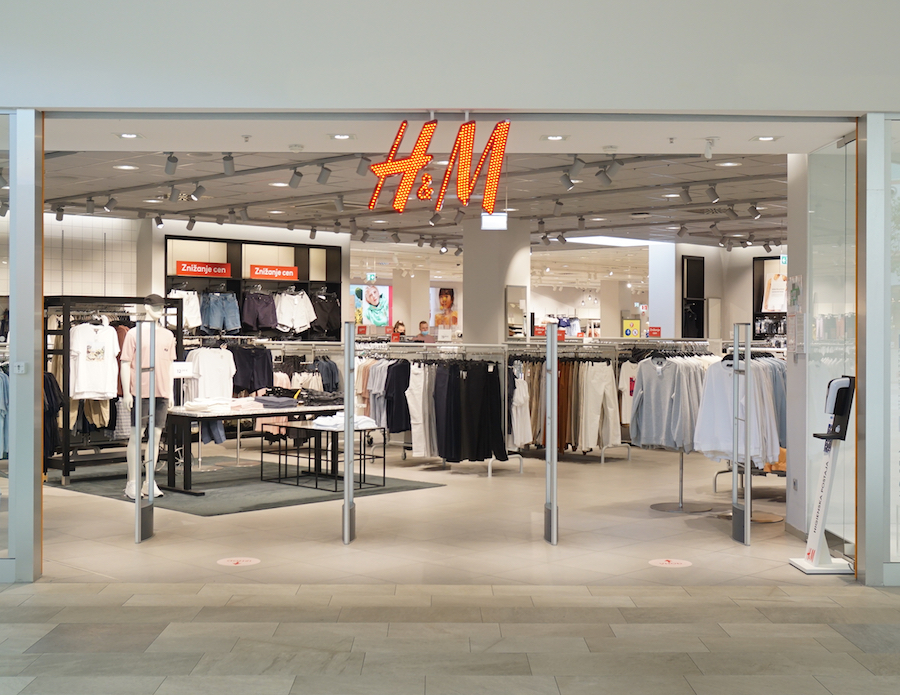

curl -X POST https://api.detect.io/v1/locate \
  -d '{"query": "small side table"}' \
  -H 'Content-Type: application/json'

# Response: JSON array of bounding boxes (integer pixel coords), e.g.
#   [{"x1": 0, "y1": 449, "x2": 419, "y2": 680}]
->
[{"x1": 261, "y1": 425, "x2": 386, "y2": 492}]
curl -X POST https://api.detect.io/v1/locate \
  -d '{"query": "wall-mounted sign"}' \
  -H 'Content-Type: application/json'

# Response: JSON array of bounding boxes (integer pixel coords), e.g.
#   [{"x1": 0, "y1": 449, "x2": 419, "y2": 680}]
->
[
  {"x1": 356, "y1": 325, "x2": 367, "y2": 335},
  {"x1": 557, "y1": 329, "x2": 566, "y2": 342},
  {"x1": 176, "y1": 261, "x2": 231, "y2": 277},
  {"x1": 534, "y1": 326, "x2": 547, "y2": 337},
  {"x1": 368, "y1": 120, "x2": 511, "y2": 215},
  {"x1": 623, "y1": 319, "x2": 641, "y2": 338},
  {"x1": 365, "y1": 272, "x2": 377, "y2": 283},
  {"x1": 648, "y1": 326, "x2": 661, "y2": 338},
  {"x1": 781, "y1": 254, "x2": 788, "y2": 265},
  {"x1": 249, "y1": 265, "x2": 298, "y2": 281}
]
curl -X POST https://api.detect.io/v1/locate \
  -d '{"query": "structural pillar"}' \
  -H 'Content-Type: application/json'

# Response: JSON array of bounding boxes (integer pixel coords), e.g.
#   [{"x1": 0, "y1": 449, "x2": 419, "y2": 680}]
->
[
  {"x1": 648, "y1": 243, "x2": 676, "y2": 338},
  {"x1": 462, "y1": 218, "x2": 530, "y2": 344},
  {"x1": 5, "y1": 109, "x2": 43, "y2": 582}
]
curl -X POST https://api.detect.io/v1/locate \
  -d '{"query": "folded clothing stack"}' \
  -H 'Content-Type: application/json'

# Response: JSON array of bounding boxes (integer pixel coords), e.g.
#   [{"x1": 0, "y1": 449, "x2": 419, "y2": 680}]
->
[
  {"x1": 312, "y1": 413, "x2": 376, "y2": 431},
  {"x1": 253, "y1": 396, "x2": 300, "y2": 409}
]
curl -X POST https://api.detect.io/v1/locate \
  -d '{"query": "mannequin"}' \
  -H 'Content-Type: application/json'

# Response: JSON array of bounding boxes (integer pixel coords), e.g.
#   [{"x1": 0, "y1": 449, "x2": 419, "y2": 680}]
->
[{"x1": 120, "y1": 296, "x2": 177, "y2": 499}]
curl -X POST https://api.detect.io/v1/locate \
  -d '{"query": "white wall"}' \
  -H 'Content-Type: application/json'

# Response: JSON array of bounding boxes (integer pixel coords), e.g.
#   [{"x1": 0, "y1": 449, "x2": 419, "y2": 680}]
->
[
  {"x1": 4, "y1": 2, "x2": 899, "y2": 113},
  {"x1": 648, "y1": 244, "x2": 676, "y2": 338},
  {"x1": 721, "y1": 246, "x2": 774, "y2": 331}
]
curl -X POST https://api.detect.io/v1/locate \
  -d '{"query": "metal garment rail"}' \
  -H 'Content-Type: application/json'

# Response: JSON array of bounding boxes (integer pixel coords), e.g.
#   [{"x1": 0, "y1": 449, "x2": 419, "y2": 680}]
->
[
  {"x1": 343, "y1": 323, "x2": 356, "y2": 544},
  {"x1": 732, "y1": 323, "x2": 753, "y2": 545},
  {"x1": 544, "y1": 321, "x2": 559, "y2": 545}
]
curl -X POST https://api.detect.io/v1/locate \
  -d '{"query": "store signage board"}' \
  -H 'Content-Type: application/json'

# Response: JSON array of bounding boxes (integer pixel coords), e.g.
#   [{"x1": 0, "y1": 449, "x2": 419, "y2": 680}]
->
[
  {"x1": 648, "y1": 326, "x2": 661, "y2": 338},
  {"x1": 366, "y1": 272, "x2": 377, "y2": 283},
  {"x1": 368, "y1": 120, "x2": 511, "y2": 214},
  {"x1": 356, "y1": 325, "x2": 367, "y2": 335},
  {"x1": 249, "y1": 265, "x2": 298, "y2": 281},
  {"x1": 622, "y1": 319, "x2": 641, "y2": 338},
  {"x1": 557, "y1": 329, "x2": 566, "y2": 342},
  {"x1": 534, "y1": 326, "x2": 547, "y2": 337},
  {"x1": 176, "y1": 261, "x2": 231, "y2": 277}
]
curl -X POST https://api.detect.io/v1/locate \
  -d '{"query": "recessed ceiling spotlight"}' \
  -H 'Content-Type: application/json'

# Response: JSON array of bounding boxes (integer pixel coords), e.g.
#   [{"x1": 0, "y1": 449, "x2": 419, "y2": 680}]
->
[
  {"x1": 626, "y1": 282, "x2": 632, "y2": 289},
  {"x1": 330, "y1": 134, "x2": 354, "y2": 140},
  {"x1": 143, "y1": 198, "x2": 164, "y2": 204},
  {"x1": 269, "y1": 182, "x2": 289, "y2": 187},
  {"x1": 117, "y1": 133, "x2": 142, "y2": 139},
  {"x1": 435, "y1": 160, "x2": 450, "y2": 165},
  {"x1": 716, "y1": 161, "x2": 742, "y2": 167},
  {"x1": 752, "y1": 135, "x2": 780, "y2": 142},
  {"x1": 268, "y1": 210, "x2": 285, "y2": 214},
  {"x1": 372, "y1": 219, "x2": 388, "y2": 224},
  {"x1": 663, "y1": 193, "x2": 681, "y2": 198},
  {"x1": 164, "y1": 152, "x2": 178, "y2": 175},
  {"x1": 113, "y1": 164, "x2": 139, "y2": 171},
  {"x1": 608, "y1": 270, "x2": 614, "y2": 276},
  {"x1": 542, "y1": 135, "x2": 567, "y2": 141},
  {"x1": 590, "y1": 217, "x2": 606, "y2": 221},
  {"x1": 502, "y1": 207, "x2": 518, "y2": 212}
]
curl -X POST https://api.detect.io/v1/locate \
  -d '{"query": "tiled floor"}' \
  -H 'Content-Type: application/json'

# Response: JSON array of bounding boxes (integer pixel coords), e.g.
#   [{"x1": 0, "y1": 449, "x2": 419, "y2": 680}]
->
[
  {"x1": 38, "y1": 443, "x2": 843, "y2": 587},
  {"x1": 0, "y1": 445, "x2": 893, "y2": 693}
]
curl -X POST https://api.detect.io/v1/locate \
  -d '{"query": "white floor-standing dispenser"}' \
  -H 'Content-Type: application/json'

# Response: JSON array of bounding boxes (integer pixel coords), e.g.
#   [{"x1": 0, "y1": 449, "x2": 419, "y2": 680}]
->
[{"x1": 790, "y1": 376, "x2": 855, "y2": 575}]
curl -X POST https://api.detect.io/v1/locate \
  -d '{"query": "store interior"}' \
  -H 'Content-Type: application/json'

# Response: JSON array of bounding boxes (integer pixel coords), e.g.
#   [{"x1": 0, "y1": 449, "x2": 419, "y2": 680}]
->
[{"x1": 0, "y1": 115, "x2": 858, "y2": 584}]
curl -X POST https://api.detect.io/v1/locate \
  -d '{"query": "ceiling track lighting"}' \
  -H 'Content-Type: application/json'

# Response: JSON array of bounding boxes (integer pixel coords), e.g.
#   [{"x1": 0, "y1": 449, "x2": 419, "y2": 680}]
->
[
  {"x1": 454, "y1": 246, "x2": 463, "y2": 256},
  {"x1": 430, "y1": 237, "x2": 438, "y2": 248},
  {"x1": 704, "y1": 138, "x2": 715, "y2": 160},
  {"x1": 763, "y1": 242, "x2": 772, "y2": 252},
  {"x1": 557, "y1": 233, "x2": 567, "y2": 244},
  {"x1": 287, "y1": 222, "x2": 295, "y2": 231},
  {"x1": 0, "y1": 169, "x2": 7, "y2": 188},
  {"x1": 215, "y1": 215, "x2": 224, "y2": 225},
  {"x1": 710, "y1": 222, "x2": 720, "y2": 233},
  {"x1": 154, "y1": 215, "x2": 164, "y2": 229},
  {"x1": 748, "y1": 203, "x2": 761, "y2": 219},
  {"x1": 577, "y1": 216, "x2": 585, "y2": 231},
  {"x1": 85, "y1": 198, "x2": 95, "y2": 214},
  {"x1": 740, "y1": 240, "x2": 749, "y2": 248},
  {"x1": 169, "y1": 185, "x2": 180, "y2": 202},
  {"x1": 429, "y1": 212, "x2": 442, "y2": 226},
  {"x1": 0, "y1": 201, "x2": 9, "y2": 218},
  {"x1": 559, "y1": 172, "x2": 575, "y2": 191},
  {"x1": 228, "y1": 209, "x2": 236, "y2": 224},
  {"x1": 356, "y1": 155, "x2": 371, "y2": 177},
  {"x1": 439, "y1": 243, "x2": 448, "y2": 254},
  {"x1": 541, "y1": 234, "x2": 551, "y2": 246},
  {"x1": 595, "y1": 168, "x2": 612, "y2": 186},
  {"x1": 725, "y1": 206, "x2": 739, "y2": 220},
  {"x1": 164, "y1": 153, "x2": 178, "y2": 176},
  {"x1": 309, "y1": 225, "x2": 317, "y2": 240},
  {"x1": 333, "y1": 220, "x2": 342, "y2": 233},
  {"x1": 288, "y1": 169, "x2": 303, "y2": 188},
  {"x1": 103, "y1": 197, "x2": 118, "y2": 212},
  {"x1": 746, "y1": 237, "x2": 754, "y2": 246},
  {"x1": 454, "y1": 209, "x2": 465, "y2": 224},
  {"x1": 538, "y1": 219, "x2": 545, "y2": 234},
  {"x1": 676, "y1": 224, "x2": 687, "y2": 238},
  {"x1": 718, "y1": 238, "x2": 725, "y2": 247},
  {"x1": 189, "y1": 183, "x2": 205, "y2": 201},
  {"x1": 360, "y1": 230, "x2": 369, "y2": 243},
  {"x1": 317, "y1": 165, "x2": 331, "y2": 185},
  {"x1": 680, "y1": 186, "x2": 692, "y2": 203},
  {"x1": 416, "y1": 236, "x2": 424, "y2": 248},
  {"x1": 349, "y1": 218, "x2": 358, "y2": 236},
  {"x1": 55, "y1": 206, "x2": 64, "y2": 221},
  {"x1": 186, "y1": 217, "x2": 196, "y2": 231},
  {"x1": 223, "y1": 153, "x2": 235, "y2": 176},
  {"x1": 240, "y1": 207, "x2": 250, "y2": 222},
  {"x1": 391, "y1": 231, "x2": 401, "y2": 243},
  {"x1": 335, "y1": 194, "x2": 345, "y2": 213},
  {"x1": 705, "y1": 185, "x2": 719, "y2": 203},
  {"x1": 569, "y1": 156, "x2": 586, "y2": 178},
  {"x1": 136, "y1": 211, "x2": 146, "y2": 219},
  {"x1": 605, "y1": 157, "x2": 623, "y2": 179},
  {"x1": 553, "y1": 200, "x2": 563, "y2": 216}
]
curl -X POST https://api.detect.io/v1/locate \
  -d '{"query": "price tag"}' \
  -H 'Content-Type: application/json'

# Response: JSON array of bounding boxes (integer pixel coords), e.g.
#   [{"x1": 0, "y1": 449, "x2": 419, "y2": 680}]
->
[{"x1": 172, "y1": 361, "x2": 194, "y2": 379}]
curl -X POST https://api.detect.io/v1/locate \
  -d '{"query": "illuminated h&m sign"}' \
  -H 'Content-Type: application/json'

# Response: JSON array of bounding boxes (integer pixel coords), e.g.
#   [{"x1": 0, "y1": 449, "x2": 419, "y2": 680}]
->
[{"x1": 368, "y1": 120, "x2": 511, "y2": 215}]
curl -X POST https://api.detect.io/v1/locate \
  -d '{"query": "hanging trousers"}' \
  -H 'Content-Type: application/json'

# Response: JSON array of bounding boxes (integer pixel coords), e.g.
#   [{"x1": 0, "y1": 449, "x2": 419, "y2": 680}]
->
[
  {"x1": 405, "y1": 364, "x2": 427, "y2": 457},
  {"x1": 578, "y1": 362, "x2": 622, "y2": 451}
]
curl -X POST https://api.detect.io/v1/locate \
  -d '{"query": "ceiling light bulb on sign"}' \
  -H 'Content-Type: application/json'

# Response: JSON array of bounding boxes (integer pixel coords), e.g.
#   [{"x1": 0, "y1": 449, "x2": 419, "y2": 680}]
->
[{"x1": 368, "y1": 119, "x2": 510, "y2": 215}]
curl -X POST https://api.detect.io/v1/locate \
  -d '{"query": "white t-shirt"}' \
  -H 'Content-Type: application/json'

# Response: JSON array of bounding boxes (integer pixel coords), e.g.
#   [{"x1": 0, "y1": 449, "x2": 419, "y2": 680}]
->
[
  {"x1": 618, "y1": 361, "x2": 640, "y2": 425},
  {"x1": 184, "y1": 347, "x2": 236, "y2": 401},
  {"x1": 121, "y1": 325, "x2": 177, "y2": 400},
  {"x1": 70, "y1": 323, "x2": 120, "y2": 400}
]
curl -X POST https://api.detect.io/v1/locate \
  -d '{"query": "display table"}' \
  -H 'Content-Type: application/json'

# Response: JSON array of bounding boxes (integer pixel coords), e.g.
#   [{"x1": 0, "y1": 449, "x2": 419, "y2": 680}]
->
[
  {"x1": 164, "y1": 403, "x2": 343, "y2": 496},
  {"x1": 261, "y1": 423, "x2": 386, "y2": 492}
]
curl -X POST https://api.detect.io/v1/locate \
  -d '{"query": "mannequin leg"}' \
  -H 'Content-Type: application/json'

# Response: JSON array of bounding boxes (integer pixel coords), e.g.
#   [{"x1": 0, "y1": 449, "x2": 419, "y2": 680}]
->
[
  {"x1": 142, "y1": 428, "x2": 164, "y2": 497},
  {"x1": 124, "y1": 426, "x2": 164, "y2": 498}
]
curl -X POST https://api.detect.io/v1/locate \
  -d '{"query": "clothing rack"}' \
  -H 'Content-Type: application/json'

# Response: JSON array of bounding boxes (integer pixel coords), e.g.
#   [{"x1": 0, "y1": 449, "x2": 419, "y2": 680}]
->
[{"x1": 43, "y1": 295, "x2": 184, "y2": 483}]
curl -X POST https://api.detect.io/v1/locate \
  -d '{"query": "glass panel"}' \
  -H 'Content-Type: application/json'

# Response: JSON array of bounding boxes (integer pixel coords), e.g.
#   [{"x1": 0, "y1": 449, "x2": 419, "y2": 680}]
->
[
  {"x1": 0, "y1": 114, "x2": 9, "y2": 558},
  {"x1": 889, "y1": 121, "x2": 900, "y2": 561},
  {"x1": 807, "y1": 137, "x2": 856, "y2": 560}
]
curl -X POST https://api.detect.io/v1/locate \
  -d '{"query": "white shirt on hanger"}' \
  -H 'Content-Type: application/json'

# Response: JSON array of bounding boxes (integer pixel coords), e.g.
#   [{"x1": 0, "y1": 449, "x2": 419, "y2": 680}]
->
[{"x1": 70, "y1": 323, "x2": 120, "y2": 400}]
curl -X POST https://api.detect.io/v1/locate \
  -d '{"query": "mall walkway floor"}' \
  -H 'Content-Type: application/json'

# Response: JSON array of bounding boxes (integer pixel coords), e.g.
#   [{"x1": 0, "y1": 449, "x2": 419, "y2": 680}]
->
[{"x1": 0, "y1": 581, "x2": 898, "y2": 694}]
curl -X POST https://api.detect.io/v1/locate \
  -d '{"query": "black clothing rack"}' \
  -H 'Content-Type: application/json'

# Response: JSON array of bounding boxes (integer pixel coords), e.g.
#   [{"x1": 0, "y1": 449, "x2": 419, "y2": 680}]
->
[{"x1": 43, "y1": 295, "x2": 184, "y2": 482}]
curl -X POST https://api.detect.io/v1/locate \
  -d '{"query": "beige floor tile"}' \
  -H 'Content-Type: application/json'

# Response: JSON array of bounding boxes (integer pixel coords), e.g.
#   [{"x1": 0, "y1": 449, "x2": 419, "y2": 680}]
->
[
  {"x1": 555, "y1": 675, "x2": 696, "y2": 695},
  {"x1": 470, "y1": 636, "x2": 589, "y2": 653},
  {"x1": 610, "y1": 623, "x2": 728, "y2": 638},
  {"x1": 289, "y1": 675, "x2": 425, "y2": 694},
  {"x1": 850, "y1": 654, "x2": 900, "y2": 675},
  {"x1": 388, "y1": 623, "x2": 501, "y2": 639},
  {"x1": 352, "y1": 636, "x2": 470, "y2": 653},
  {"x1": 432, "y1": 595, "x2": 534, "y2": 608},
  {"x1": 190, "y1": 651, "x2": 364, "y2": 676},
  {"x1": 154, "y1": 675, "x2": 294, "y2": 695},
  {"x1": 685, "y1": 675, "x2": 831, "y2": 695},
  {"x1": 585, "y1": 635, "x2": 709, "y2": 652},
  {"x1": 698, "y1": 636, "x2": 831, "y2": 652},
  {"x1": 0, "y1": 677, "x2": 33, "y2": 695},
  {"x1": 690, "y1": 651, "x2": 872, "y2": 676},
  {"x1": 0, "y1": 657, "x2": 39, "y2": 678},
  {"x1": 528, "y1": 652, "x2": 701, "y2": 676},
  {"x1": 273, "y1": 622, "x2": 389, "y2": 639},
  {"x1": 424, "y1": 675, "x2": 559, "y2": 695},
  {"x1": 16, "y1": 676, "x2": 165, "y2": 694},
  {"x1": 815, "y1": 675, "x2": 900, "y2": 694},
  {"x1": 530, "y1": 595, "x2": 634, "y2": 608},
  {"x1": 361, "y1": 652, "x2": 531, "y2": 676},
  {"x1": 719, "y1": 623, "x2": 842, "y2": 638},
  {"x1": 338, "y1": 606, "x2": 482, "y2": 623},
  {"x1": 619, "y1": 606, "x2": 768, "y2": 623}
]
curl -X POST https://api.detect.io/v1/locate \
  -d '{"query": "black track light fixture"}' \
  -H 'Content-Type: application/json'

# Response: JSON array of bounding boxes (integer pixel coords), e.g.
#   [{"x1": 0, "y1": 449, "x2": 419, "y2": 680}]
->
[
  {"x1": 454, "y1": 209, "x2": 465, "y2": 224},
  {"x1": 186, "y1": 217, "x2": 196, "y2": 231},
  {"x1": 103, "y1": 197, "x2": 118, "y2": 212},
  {"x1": 189, "y1": 183, "x2": 205, "y2": 201},
  {"x1": 289, "y1": 169, "x2": 303, "y2": 188},
  {"x1": 309, "y1": 225, "x2": 317, "y2": 240},
  {"x1": 86, "y1": 197, "x2": 95, "y2": 214},
  {"x1": 748, "y1": 203, "x2": 761, "y2": 219},
  {"x1": 416, "y1": 236, "x2": 424, "y2": 248},
  {"x1": 763, "y1": 241, "x2": 772, "y2": 253},
  {"x1": 429, "y1": 212, "x2": 442, "y2": 226},
  {"x1": 55, "y1": 206, "x2": 64, "y2": 221},
  {"x1": 705, "y1": 185, "x2": 719, "y2": 203},
  {"x1": 317, "y1": 165, "x2": 331, "y2": 185},
  {"x1": 164, "y1": 153, "x2": 178, "y2": 176},
  {"x1": 223, "y1": 153, "x2": 235, "y2": 176},
  {"x1": 454, "y1": 246, "x2": 463, "y2": 256},
  {"x1": 154, "y1": 215, "x2": 164, "y2": 229},
  {"x1": 680, "y1": 186, "x2": 692, "y2": 203}
]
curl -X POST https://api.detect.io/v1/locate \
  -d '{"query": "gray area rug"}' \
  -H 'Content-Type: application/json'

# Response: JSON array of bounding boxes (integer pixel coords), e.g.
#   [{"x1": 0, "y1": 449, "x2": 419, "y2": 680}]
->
[{"x1": 41, "y1": 457, "x2": 443, "y2": 517}]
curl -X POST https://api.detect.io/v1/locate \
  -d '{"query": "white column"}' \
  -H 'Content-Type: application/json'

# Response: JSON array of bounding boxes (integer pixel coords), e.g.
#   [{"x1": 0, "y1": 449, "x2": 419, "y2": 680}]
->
[
  {"x1": 462, "y1": 218, "x2": 530, "y2": 344},
  {"x1": 648, "y1": 243, "x2": 676, "y2": 338},
  {"x1": 785, "y1": 154, "x2": 810, "y2": 536},
  {"x1": 391, "y1": 269, "x2": 412, "y2": 328},
  {"x1": 599, "y1": 280, "x2": 622, "y2": 337},
  {"x1": 410, "y1": 270, "x2": 431, "y2": 328},
  {"x1": 5, "y1": 109, "x2": 43, "y2": 582},
  {"x1": 135, "y1": 217, "x2": 164, "y2": 296}
]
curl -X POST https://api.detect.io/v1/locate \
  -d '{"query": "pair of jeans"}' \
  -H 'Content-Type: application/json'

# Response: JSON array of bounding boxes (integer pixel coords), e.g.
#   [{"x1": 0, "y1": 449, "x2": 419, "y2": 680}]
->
[{"x1": 200, "y1": 292, "x2": 241, "y2": 333}]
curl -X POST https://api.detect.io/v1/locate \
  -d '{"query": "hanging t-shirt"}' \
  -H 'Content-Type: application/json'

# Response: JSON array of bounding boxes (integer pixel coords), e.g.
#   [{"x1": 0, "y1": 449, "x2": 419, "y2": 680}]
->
[
  {"x1": 120, "y1": 325, "x2": 177, "y2": 400},
  {"x1": 184, "y1": 347, "x2": 237, "y2": 401},
  {"x1": 618, "y1": 361, "x2": 640, "y2": 425},
  {"x1": 70, "y1": 323, "x2": 121, "y2": 400}
]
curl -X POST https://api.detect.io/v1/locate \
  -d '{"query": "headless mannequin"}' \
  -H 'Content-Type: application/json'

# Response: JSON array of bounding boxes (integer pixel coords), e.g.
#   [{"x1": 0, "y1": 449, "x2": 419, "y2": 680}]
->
[{"x1": 121, "y1": 303, "x2": 173, "y2": 499}]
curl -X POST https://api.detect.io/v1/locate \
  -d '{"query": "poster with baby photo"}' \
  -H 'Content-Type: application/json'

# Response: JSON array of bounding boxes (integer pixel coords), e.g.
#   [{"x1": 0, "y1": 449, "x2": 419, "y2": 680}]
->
[{"x1": 352, "y1": 284, "x2": 393, "y2": 326}]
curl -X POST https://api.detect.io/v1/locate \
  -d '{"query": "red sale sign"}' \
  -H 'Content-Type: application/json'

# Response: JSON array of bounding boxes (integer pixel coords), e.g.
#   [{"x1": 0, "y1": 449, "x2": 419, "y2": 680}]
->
[
  {"x1": 176, "y1": 261, "x2": 231, "y2": 277},
  {"x1": 356, "y1": 325, "x2": 367, "y2": 335},
  {"x1": 557, "y1": 329, "x2": 566, "y2": 342},
  {"x1": 534, "y1": 326, "x2": 547, "y2": 337},
  {"x1": 250, "y1": 265, "x2": 298, "y2": 281},
  {"x1": 648, "y1": 327, "x2": 662, "y2": 338}
]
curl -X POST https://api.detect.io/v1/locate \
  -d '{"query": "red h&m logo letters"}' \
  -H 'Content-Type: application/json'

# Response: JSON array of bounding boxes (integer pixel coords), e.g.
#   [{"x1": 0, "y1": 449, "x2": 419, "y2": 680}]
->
[{"x1": 368, "y1": 120, "x2": 511, "y2": 215}]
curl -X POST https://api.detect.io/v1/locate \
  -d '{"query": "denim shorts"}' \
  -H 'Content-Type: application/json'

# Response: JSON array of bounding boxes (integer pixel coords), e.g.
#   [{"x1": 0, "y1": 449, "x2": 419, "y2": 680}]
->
[
  {"x1": 130, "y1": 398, "x2": 168, "y2": 429},
  {"x1": 200, "y1": 292, "x2": 241, "y2": 333}
]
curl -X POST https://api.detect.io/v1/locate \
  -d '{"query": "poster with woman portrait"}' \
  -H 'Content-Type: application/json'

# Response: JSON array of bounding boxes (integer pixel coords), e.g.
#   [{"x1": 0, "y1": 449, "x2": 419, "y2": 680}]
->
[
  {"x1": 430, "y1": 286, "x2": 462, "y2": 332},
  {"x1": 351, "y1": 284, "x2": 392, "y2": 326}
]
